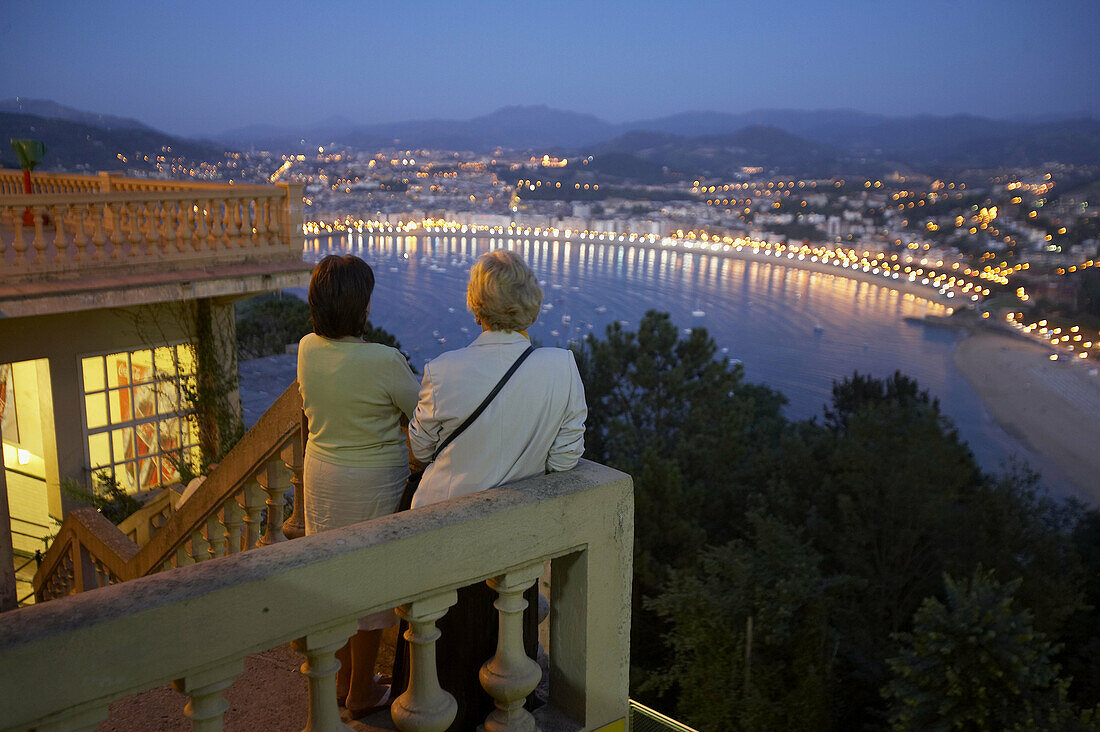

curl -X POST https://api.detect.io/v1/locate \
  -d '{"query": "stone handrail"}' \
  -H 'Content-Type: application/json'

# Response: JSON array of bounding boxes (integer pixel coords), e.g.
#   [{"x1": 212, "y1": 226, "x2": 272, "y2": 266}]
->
[
  {"x1": 0, "y1": 169, "x2": 274, "y2": 195},
  {"x1": 32, "y1": 381, "x2": 305, "y2": 601},
  {"x1": 117, "y1": 484, "x2": 182, "y2": 547},
  {"x1": 0, "y1": 170, "x2": 304, "y2": 283},
  {"x1": 1, "y1": 460, "x2": 634, "y2": 732},
  {"x1": 32, "y1": 508, "x2": 141, "y2": 601}
]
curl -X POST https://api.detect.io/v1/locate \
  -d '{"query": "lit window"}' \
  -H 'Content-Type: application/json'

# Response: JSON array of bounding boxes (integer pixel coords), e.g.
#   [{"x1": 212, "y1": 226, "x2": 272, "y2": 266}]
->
[{"x1": 80, "y1": 345, "x2": 201, "y2": 493}]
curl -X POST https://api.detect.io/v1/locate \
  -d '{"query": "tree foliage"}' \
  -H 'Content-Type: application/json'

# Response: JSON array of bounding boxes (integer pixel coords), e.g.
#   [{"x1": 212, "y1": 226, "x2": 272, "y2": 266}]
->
[
  {"x1": 576, "y1": 312, "x2": 1100, "y2": 728},
  {"x1": 235, "y1": 292, "x2": 411, "y2": 366},
  {"x1": 883, "y1": 569, "x2": 1090, "y2": 730},
  {"x1": 651, "y1": 513, "x2": 840, "y2": 731}
]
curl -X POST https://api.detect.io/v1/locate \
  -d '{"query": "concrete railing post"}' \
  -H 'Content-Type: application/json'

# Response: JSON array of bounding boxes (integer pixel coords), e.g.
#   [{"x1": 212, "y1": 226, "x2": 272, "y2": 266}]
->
[
  {"x1": 172, "y1": 658, "x2": 244, "y2": 732},
  {"x1": 292, "y1": 624, "x2": 357, "y2": 732},
  {"x1": 392, "y1": 590, "x2": 459, "y2": 732},
  {"x1": 479, "y1": 563, "x2": 544, "y2": 732},
  {"x1": 257, "y1": 458, "x2": 289, "y2": 546},
  {"x1": 282, "y1": 419, "x2": 307, "y2": 540}
]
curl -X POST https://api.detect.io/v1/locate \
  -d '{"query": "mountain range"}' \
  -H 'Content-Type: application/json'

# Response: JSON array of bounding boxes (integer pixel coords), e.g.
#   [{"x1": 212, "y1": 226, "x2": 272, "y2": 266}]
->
[{"x1": 3, "y1": 98, "x2": 1099, "y2": 175}]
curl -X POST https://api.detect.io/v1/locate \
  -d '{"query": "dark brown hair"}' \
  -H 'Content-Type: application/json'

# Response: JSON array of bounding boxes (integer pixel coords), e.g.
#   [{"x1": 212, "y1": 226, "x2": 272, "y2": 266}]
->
[{"x1": 308, "y1": 255, "x2": 375, "y2": 339}]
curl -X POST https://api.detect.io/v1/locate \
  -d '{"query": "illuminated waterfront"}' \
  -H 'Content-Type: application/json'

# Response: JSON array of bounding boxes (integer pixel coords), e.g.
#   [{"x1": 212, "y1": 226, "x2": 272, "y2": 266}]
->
[{"x1": 296, "y1": 230, "x2": 1079, "y2": 497}]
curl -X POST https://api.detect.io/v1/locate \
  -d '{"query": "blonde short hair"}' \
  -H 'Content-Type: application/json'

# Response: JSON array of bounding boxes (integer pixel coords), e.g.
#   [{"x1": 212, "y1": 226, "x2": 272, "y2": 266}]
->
[{"x1": 467, "y1": 250, "x2": 542, "y2": 331}]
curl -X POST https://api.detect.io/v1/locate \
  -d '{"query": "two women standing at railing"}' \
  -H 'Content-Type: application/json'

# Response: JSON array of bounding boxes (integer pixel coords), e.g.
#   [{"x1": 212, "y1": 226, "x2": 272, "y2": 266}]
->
[
  {"x1": 297, "y1": 254, "x2": 420, "y2": 715},
  {"x1": 300, "y1": 249, "x2": 588, "y2": 728}
]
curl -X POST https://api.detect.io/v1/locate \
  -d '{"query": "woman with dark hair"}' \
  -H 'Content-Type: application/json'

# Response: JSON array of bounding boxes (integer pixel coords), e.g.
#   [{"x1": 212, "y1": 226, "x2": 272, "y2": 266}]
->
[{"x1": 297, "y1": 254, "x2": 420, "y2": 716}]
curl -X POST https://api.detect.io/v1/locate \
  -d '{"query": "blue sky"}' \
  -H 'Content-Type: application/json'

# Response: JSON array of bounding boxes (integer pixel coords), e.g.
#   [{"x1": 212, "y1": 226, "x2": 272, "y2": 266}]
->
[{"x1": 1, "y1": 0, "x2": 1097, "y2": 135}]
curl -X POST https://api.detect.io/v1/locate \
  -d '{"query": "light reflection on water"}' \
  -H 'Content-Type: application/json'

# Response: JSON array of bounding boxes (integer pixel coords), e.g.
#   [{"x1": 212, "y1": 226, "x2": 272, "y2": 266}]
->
[{"x1": 296, "y1": 233, "x2": 1074, "y2": 496}]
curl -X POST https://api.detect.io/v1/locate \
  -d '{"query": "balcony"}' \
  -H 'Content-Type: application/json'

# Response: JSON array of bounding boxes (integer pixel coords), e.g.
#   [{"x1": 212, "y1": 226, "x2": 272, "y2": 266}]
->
[
  {"x1": 0, "y1": 170, "x2": 311, "y2": 317},
  {"x1": 0, "y1": 460, "x2": 634, "y2": 731}
]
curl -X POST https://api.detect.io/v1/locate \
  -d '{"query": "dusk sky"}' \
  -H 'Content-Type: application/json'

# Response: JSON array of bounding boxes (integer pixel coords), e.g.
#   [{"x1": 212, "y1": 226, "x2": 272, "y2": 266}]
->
[{"x1": 1, "y1": 0, "x2": 1097, "y2": 136}]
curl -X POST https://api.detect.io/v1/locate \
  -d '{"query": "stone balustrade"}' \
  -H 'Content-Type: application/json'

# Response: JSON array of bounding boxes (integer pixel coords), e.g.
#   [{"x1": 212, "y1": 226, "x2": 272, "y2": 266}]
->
[
  {"x1": 0, "y1": 460, "x2": 634, "y2": 732},
  {"x1": 0, "y1": 169, "x2": 304, "y2": 283},
  {"x1": 32, "y1": 382, "x2": 306, "y2": 600}
]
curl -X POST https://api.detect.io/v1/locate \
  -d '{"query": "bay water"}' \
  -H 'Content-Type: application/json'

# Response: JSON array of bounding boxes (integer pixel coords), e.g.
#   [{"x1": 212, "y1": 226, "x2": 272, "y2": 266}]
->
[{"x1": 295, "y1": 232, "x2": 1074, "y2": 497}]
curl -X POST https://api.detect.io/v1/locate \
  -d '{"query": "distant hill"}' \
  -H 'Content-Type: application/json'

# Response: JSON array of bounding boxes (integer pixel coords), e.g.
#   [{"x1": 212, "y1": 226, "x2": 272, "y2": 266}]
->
[
  {"x1": 916, "y1": 119, "x2": 1100, "y2": 169},
  {"x1": 0, "y1": 112, "x2": 234, "y2": 174},
  {"x1": 592, "y1": 125, "x2": 851, "y2": 177},
  {"x1": 210, "y1": 104, "x2": 1100, "y2": 169},
  {"x1": 5, "y1": 98, "x2": 1099, "y2": 174},
  {"x1": 0, "y1": 98, "x2": 157, "y2": 133}
]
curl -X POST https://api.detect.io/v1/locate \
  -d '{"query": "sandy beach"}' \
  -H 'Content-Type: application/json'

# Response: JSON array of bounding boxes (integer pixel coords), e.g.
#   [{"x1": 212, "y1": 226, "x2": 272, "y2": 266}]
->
[{"x1": 954, "y1": 330, "x2": 1100, "y2": 504}]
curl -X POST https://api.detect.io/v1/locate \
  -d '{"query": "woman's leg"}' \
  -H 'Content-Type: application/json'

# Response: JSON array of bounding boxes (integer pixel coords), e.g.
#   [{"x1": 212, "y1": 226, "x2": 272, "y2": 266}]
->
[
  {"x1": 335, "y1": 641, "x2": 351, "y2": 702},
  {"x1": 345, "y1": 629, "x2": 389, "y2": 710}
]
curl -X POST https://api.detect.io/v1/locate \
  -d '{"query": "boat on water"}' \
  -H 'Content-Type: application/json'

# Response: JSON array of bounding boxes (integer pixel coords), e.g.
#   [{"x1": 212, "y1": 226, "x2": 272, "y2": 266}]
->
[
  {"x1": 595, "y1": 305, "x2": 608, "y2": 314},
  {"x1": 692, "y1": 309, "x2": 706, "y2": 317},
  {"x1": 814, "y1": 325, "x2": 825, "y2": 334},
  {"x1": 561, "y1": 315, "x2": 572, "y2": 327}
]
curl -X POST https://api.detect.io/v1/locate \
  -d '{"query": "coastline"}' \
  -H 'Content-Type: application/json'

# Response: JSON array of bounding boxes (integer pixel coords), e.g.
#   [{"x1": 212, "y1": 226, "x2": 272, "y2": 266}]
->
[
  {"x1": 354, "y1": 230, "x2": 961, "y2": 308},
  {"x1": 952, "y1": 329, "x2": 1100, "y2": 504}
]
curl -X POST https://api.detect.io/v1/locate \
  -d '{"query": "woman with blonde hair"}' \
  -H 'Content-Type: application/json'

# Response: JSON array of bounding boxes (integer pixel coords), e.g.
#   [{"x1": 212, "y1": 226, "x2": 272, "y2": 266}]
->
[{"x1": 394, "y1": 248, "x2": 587, "y2": 730}]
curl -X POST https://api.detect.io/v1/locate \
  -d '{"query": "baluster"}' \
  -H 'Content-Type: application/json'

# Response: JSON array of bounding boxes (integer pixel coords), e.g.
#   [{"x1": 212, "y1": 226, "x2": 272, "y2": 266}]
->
[
  {"x1": 159, "y1": 200, "x2": 174, "y2": 253},
  {"x1": 50, "y1": 204, "x2": 67, "y2": 263},
  {"x1": 179, "y1": 200, "x2": 195, "y2": 252},
  {"x1": 196, "y1": 200, "x2": 211, "y2": 250},
  {"x1": 106, "y1": 202, "x2": 124, "y2": 257},
  {"x1": 205, "y1": 512, "x2": 227, "y2": 558},
  {"x1": 31, "y1": 205, "x2": 48, "y2": 264},
  {"x1": 94, "y1": 558, "x2": 110, "y2": 588},
  {"x1": 235, "y1": 197, "x2": 247, "y2": 245},
  {"x1": 241, "y1": 480, "x2": 266, "y2": 550},
  {"x1": 176, "y1": 544, "x2": 194, "y2": 567},
  {"x1": 90, "y1": 202, "x2": 107, "y2": 260},
  {"x1": 173, "y1": 658, "x2": 244, "y2": 732},
  {"x1": 71, "y1": 203, "x2": 89, "y2": 262},
  {"x1": 10, "y1": 206, "x2": 28, "y2": 266},
  {"x1": 34, "y1": 704, "x2": 109, "y2": 732},
  {"x1": 392, "y1": 591, "x2": 459, "y2": 732},
  {"x1": 126, "y1": 202, "x2": 143, "y2": 253},
  {"x1": 253, "y1": 196, "x2": 269, "y2": 246},
  {"x1": 223, "y1": 498, "x2": 245, "y2": 554},
  {"x1": 264, "y1": 196, "x2": 277, "y2": 246},
  {"x1": 292, "y1": 623, "x2": 357, "y2": 732},
  {"x1": 209, "y1": 198, "x2": 226, "y2": 250},
  {"x1": 479, "y1": 564, "x2": 544, "y2": 732},
  {"x1": 188, "y1": 530, "x2": 211, "y2": 563},
  {"x1": 282, "y1": 423, "x2": 306, "y2": 540},
  {"x1": 257, "y1": 458, "x2": 290, "y2": 546},
  {"x1": 145, "y1": 200, "x2": 158, "y2": 245},
  {"x1": 224, "y1": 197, "x2": 241, "y2": 246}
]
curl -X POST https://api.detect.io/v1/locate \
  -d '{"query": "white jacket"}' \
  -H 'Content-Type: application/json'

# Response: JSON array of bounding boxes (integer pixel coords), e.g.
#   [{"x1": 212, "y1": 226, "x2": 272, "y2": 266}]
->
[{"x1": 409, "y1": 329, "x2": 587, "y2": 507}]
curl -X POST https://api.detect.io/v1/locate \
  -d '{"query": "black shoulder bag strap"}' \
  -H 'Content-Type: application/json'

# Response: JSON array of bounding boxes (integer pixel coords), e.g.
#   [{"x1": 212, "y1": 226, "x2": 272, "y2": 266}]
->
[
  {"x1": 400, "y1": 344, "x2": 535, "y2": 510},
  {"x1": 432, "y1": 344, "x2": 535, "y2": 461}
]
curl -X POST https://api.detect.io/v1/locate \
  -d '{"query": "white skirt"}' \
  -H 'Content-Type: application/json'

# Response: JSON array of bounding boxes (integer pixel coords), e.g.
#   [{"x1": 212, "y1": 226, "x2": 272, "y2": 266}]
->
[{"x1": 304, "y1": 454, "x2": 408, "y2": 630}]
